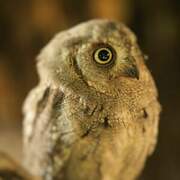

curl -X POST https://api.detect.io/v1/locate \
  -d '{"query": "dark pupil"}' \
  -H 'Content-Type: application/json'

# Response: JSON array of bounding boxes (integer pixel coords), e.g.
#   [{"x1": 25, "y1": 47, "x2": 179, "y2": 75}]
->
[{"x1": 98, "y1": 49, "x2": 110, "y2": 61}]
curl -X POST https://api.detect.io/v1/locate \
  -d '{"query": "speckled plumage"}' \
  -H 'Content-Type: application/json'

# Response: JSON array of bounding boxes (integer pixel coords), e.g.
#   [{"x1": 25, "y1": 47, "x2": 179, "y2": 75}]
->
[{"x1": 23, "y1": 19, "x2": 161, "y2": 180}]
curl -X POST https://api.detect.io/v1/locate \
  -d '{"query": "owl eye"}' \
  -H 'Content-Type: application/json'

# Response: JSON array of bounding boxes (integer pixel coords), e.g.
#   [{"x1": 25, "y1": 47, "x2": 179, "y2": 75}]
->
[{"x1": 93, "y1": 45, "x2": 115, "y2": 66}]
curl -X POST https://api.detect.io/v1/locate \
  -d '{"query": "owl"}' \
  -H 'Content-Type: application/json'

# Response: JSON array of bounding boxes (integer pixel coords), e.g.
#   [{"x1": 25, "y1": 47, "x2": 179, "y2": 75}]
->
[{"x1": 23, "y1": 19, "x2": 161, "y2": 180}]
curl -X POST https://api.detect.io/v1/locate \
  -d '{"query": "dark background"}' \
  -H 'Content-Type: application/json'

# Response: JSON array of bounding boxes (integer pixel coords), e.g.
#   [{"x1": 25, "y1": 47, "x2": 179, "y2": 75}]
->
[{"x1": 0, "y1": 0, "x2": 179, "y2": 179}]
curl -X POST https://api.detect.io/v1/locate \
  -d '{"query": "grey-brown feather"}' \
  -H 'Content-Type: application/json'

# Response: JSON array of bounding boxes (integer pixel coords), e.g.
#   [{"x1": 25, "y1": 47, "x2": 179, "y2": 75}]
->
[{"x1": 23, "y1": 19, "x2": 161, "y2": 180}]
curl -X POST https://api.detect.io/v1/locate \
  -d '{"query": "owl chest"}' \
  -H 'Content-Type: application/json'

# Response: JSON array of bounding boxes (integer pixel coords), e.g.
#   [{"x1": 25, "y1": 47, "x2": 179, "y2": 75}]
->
[{"x1": 63, "y1": 125, "x2": 142, "y2": 180}]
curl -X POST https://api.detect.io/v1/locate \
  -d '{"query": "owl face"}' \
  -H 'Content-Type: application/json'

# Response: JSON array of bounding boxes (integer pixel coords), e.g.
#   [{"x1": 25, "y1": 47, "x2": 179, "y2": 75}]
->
[
  {"x1": 75, "y1": 31, "x2": 139, "y2": 95},
  {"x1": 38, "y1": 20, "x2": 145, "y2": 96}
]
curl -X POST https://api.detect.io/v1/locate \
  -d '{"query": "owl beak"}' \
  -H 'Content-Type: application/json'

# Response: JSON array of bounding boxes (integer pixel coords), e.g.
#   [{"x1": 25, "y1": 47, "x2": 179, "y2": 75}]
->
[{"x1": 124, "y1": 65, "x2": 139, "y2": 80}]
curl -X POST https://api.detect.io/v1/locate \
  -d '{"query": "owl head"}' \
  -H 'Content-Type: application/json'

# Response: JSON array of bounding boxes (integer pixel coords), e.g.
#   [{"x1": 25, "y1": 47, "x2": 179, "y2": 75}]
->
[{"x1": 37, "y1": 19, "x2": 155, "y2": 98}]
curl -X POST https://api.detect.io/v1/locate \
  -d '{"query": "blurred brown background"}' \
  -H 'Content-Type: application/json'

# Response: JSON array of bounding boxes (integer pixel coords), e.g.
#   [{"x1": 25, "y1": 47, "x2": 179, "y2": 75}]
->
[{"x1": 0, "y1": 0, "x2": 179, "y2": 179}]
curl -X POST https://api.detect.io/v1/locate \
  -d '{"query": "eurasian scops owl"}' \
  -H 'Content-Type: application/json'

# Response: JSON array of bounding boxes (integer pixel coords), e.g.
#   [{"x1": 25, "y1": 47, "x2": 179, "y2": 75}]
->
[{"x1": 23, "y1": 19, "x2": 161, "y2": 180}]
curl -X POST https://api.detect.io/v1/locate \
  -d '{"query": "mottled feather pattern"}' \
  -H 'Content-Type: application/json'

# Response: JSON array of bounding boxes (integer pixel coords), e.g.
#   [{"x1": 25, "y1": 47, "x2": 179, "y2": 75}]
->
[{"x1": 22, "y1": 19, "x2": 161, "y2": 180}]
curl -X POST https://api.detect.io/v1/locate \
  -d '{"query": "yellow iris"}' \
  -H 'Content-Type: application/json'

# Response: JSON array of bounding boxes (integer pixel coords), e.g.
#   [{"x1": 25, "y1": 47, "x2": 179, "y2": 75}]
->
[{"x1": 93, "y1": 47, "x2": 114, "y2": 65}]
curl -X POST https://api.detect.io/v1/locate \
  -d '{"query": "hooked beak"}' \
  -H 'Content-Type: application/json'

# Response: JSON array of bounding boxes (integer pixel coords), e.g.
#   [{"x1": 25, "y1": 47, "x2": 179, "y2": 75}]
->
[{"x1": 124, "y1": 65, "x2": 139, "y2": 80}]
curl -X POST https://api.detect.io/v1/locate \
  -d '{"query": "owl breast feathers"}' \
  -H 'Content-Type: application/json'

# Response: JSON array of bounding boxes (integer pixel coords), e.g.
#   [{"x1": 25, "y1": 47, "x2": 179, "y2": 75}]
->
[{"x1": 23, "y1": 19, "x2": 161, "y2": 180}]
